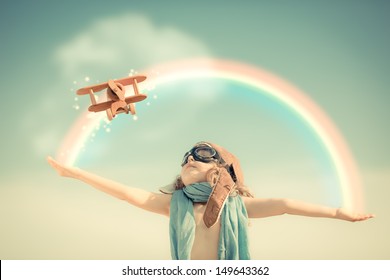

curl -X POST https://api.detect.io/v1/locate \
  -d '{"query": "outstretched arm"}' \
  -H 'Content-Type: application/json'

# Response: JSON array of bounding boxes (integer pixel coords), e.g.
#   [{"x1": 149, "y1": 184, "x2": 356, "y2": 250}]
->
[
  {"x1": 47, "y1": 156, "x2": 171, "y2": 216},
  {"x1": 243, "y1": 197, "x2": 374, "y2": 222}
]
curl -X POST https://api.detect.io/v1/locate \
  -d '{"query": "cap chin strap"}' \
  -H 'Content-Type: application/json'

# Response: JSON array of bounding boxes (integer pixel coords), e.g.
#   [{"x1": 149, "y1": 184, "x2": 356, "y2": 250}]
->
[{"x1": 203, "y1": 168, "x2": 236, "y2": 228}]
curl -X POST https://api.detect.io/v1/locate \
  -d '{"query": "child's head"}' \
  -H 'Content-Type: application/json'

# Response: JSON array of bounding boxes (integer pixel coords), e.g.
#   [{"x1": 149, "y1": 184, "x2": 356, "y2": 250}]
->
[{"x1": 175, "y1": 141, "x2": 253, "y2": 197}]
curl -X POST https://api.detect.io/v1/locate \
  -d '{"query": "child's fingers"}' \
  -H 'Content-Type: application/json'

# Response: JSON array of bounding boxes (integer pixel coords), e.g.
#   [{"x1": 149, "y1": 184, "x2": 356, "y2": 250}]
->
[
  {"x1": 47, "y1": 156, "x2": 66, "y2": 175},
  {"x1": 354, "y1": 213, "x2": 375, "y2": 222},
  {"x1": 47, "y1": 156, "x2": 59, "y2": 168},
  {"x1": 47, "y1": 156, "x2": 54, "y2": 166},
  {"x1": 365, "y1": 213, "x2": 375, "y2": 219}
]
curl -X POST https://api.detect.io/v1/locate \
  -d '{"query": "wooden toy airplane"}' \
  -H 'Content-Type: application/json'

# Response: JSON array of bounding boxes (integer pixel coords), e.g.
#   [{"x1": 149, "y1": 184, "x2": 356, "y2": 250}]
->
[{"x1": 76, "y1": 75, "x2": 147, "y2": 121}]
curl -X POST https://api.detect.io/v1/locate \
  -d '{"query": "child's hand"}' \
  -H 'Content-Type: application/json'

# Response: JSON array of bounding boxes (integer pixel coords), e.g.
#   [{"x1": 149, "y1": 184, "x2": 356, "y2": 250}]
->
[
  {"x1": 47, "y1": 156, "x2": 78, "y2": 178},
  {"x1": 336, "y1": 208, "x2": 375, "y2": 222}
]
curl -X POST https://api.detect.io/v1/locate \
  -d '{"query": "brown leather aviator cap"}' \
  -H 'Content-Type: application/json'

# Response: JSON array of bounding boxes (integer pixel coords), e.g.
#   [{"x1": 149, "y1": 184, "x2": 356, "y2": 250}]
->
[
  {"x1": 203, "y1": 142, "x2": 244, "y2": 228},
  {"x1": 159, "y1": 142, "x2": 244, "y2": 228}
]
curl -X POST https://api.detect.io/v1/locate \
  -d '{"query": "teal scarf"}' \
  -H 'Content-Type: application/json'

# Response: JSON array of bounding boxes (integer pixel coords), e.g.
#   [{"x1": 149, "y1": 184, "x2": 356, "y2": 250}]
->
[{"x1": 169, "y1": 182, "x2": 250, "y2": 260}]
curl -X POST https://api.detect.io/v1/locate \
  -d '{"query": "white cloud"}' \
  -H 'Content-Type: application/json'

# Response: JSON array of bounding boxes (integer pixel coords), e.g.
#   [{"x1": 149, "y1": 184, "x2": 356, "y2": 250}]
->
[{"x1": 55, "y1": 13, "x2": 211, "y2": 78}]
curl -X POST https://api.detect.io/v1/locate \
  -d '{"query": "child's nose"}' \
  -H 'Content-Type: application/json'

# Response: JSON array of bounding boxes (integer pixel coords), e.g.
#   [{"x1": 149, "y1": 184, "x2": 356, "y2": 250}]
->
[{"x1": 188, "y1": 155, "x2": 194, "y2": 162}]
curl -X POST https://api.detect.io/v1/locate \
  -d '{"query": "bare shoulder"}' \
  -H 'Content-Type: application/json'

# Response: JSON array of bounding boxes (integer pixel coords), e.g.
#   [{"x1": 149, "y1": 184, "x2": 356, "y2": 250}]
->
[
  {"x1": 150, "y1": 192, "x2": 172, "y2": 217},
  {"x1": 127, "y1": 191, "x2": 172, "y2": 217},
  {"x1": 153, "y1": 192, "x2": 173, "y2": 205}
]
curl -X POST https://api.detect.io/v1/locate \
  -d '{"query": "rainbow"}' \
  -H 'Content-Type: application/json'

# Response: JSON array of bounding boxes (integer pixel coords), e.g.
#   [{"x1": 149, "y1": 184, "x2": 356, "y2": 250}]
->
[{"x1": 56, "y1": 58, "x2": 364, "y2": 212}]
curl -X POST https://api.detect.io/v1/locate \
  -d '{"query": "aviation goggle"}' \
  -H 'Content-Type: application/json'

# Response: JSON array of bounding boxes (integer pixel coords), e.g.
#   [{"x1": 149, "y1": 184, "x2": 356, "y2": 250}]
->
[{"x1": 181, "y1": 145, "x2": 224, "y2": 167}]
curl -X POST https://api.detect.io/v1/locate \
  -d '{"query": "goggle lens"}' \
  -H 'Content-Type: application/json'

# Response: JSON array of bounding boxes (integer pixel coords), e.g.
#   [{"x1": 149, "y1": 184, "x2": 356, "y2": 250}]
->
[
  {"x1": 195, "y1": 147, "x2": 216, "y2": 158},
  {"x1": 181, "y1": 146, "x2": 219, "y2": 166}
]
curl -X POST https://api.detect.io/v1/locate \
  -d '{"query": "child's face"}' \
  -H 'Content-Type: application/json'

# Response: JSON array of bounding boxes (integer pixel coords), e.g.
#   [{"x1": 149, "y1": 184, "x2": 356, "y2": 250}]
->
[{"x1": 180, "y1": 155, "x2": 216, "y2": 186}]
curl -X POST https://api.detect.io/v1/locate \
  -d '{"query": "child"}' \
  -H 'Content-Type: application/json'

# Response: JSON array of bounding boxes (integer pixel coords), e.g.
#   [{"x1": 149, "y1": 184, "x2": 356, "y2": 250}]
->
[{"x1": 47, "y1": 141, "x2": 374, "y2": 260}]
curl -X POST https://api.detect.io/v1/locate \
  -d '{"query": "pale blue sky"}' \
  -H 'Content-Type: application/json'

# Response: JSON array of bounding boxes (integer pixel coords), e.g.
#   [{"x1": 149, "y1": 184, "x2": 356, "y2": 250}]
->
[{"x1": 0, "y1": 0, "x2": 389, "y2": 259}]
